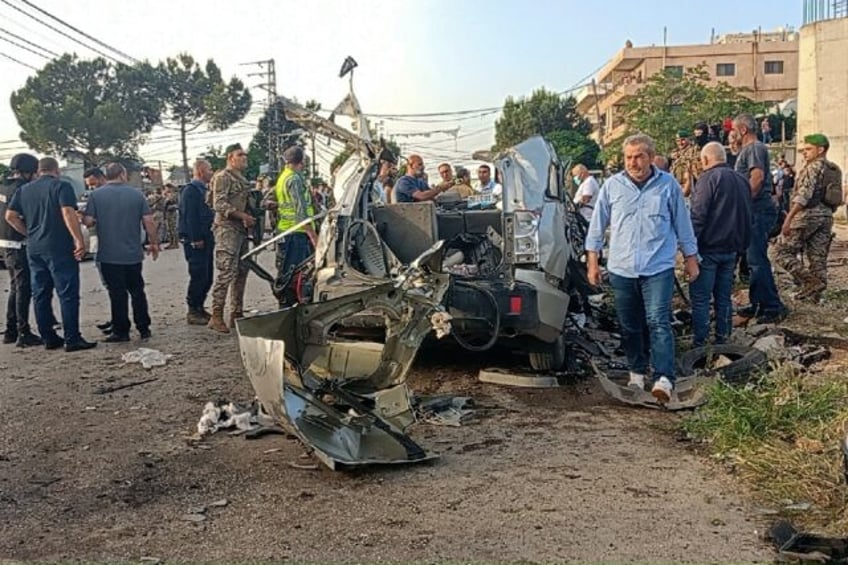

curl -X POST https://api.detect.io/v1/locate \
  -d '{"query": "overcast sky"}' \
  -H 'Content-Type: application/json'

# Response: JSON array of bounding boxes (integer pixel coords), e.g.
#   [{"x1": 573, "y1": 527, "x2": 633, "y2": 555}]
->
[{"x1": 0, "y1": 0, "x2": 799, "y2": 175}]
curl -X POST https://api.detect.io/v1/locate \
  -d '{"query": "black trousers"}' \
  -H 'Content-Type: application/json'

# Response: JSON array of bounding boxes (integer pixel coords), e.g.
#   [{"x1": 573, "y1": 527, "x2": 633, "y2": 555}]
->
[
  {"x1": 3, "y1": 247, "x2": 32, "y2": 335},
  {"x1": 100, "y1": 262, "x2": 151, "y2": 337},
  {"x1": 182, "y1": 240, "x2": 214, "y2": 310}
]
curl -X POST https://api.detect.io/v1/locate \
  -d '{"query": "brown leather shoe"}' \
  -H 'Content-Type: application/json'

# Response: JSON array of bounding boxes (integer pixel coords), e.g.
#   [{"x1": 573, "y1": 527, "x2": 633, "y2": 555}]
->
[{"x1": 207, "y1": 314, "x2": 230, "y2": 333}]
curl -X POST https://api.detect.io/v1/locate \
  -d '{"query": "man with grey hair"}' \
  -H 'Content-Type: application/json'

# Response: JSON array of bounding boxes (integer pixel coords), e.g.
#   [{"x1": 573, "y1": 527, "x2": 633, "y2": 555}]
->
[
  {"x1": 571, "y1": 164, "x2": 599, "y2": 223},
  {"x1": 179, "y1": 159, "x2": 215, "y2": 324},
  {"x1": 688, "y1": 142, "x2": 752, "y2": 347},
  {"x1": 586, "y1": 133, "x2": 699, "y2": 404},
  {"x1": 83, "y1": 162, "x2": 159, "y2": 342},
  {"x1": 732, "y1": 113, "x2": 786, "y2": 324}
]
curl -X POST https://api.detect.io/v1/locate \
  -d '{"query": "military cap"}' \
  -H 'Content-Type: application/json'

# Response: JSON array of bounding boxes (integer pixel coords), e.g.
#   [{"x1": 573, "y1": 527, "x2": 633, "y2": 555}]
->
[
  {"x1": 225, "y1": 143, "x2": 243, "y2": 156},
  {"x1": 676, "y1": 130, "x2": 689, "y2": 138},
  {"x1": 803, "y1": 133, "x2": 829, "y2": 149}
]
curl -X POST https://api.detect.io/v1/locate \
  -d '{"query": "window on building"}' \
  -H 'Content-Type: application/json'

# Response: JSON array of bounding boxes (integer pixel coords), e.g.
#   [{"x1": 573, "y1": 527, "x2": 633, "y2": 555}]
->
[
  {"x1": 764, "y1": 60, "x2": 784, "y2": 74},
  {"x1": 664, "y1": 65, "x2": 683, "y2": 77},
  {"x1": 716, "y1": 63, "x2": 736, "y2": 77}
]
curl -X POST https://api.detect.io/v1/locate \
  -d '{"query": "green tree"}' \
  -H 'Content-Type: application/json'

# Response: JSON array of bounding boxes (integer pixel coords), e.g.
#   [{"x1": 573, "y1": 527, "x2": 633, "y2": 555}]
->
[
  {"x1": 545, "y1": 130, "x2": 600, "y2": 168},
  {"x1": 0, "y1": 163, "x2": 9, "y2": 179},
  {"x1": 245, "y1": 99, "x2": 306, "y2": 180},
  {"x1": 157, "y1": 53, "x2": 252, "y2": 172},
  {"x1": 622, "y1": 65, "x2": 765, "y2": 155},
  {"x1": 494, "y1": 87, "x2": 599, "y2": 167},
  {"x1": 10, "y1": 54, "x2": 162, "y2": 162}
]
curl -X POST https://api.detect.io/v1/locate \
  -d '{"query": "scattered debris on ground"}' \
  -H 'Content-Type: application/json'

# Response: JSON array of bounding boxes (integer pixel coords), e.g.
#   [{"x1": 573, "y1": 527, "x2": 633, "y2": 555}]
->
[{"x1": 121, "y1": 348, "x2": 172, "y2": 369}]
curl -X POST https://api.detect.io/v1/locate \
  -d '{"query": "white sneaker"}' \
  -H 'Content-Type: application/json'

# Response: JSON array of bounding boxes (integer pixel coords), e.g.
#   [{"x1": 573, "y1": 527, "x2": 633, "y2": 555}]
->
[
  {"x1": 652, "y1": 376, "x2": 674, "y2": 404},
  {"x1": 627, "y1": 372, "x2": 646, "y2": 390}
]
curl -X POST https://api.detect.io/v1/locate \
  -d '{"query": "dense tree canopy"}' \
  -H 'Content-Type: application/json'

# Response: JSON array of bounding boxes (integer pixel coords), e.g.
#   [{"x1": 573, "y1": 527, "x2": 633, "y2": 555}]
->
[
  {"x1": 495, "y1": 87, "x2": 600, "y2": 167},
  {"x1": 157, "y1": 53, "x2": 252, "y2": 171},
  {"x1": 622, "y1": 64, "x2": 765, "y2": 155},
  {"x1": 10, "y1": 54, "x2": 162, "y2": 162}
]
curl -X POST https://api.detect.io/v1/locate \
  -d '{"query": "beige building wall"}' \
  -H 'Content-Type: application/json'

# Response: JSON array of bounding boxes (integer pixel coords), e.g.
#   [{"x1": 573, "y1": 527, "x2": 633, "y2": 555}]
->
[
  {"x1": 579, "y1": 35, "x2": 799, "y2": 146},
  {"x1": 797, "y1": 18, "x2": 848, "y2": 196}
]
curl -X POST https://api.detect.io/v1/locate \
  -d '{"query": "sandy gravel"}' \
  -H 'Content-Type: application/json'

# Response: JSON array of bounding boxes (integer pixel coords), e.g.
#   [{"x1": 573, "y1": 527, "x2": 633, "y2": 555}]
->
[{"x1": 0, "y1": 246, "x2": 774, "y2": 562}]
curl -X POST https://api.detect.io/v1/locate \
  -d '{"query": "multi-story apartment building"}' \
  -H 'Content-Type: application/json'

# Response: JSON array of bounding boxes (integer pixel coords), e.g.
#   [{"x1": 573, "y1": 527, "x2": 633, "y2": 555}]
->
[{"x1": 576, "y1": 30, "x2": 799, "y2": 146}]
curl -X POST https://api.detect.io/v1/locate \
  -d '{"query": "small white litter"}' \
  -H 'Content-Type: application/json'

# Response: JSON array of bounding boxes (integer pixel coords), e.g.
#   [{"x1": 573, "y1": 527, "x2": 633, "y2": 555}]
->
[
  {"x1": 196, "y1": 401, "x2": 258, "y2": 436},
  {"x1": 121, "y1": 348, "x2": 172, "y2": 369},
  {"x1": 430, "y1": 311, "x2": 453, "y2": 339}
]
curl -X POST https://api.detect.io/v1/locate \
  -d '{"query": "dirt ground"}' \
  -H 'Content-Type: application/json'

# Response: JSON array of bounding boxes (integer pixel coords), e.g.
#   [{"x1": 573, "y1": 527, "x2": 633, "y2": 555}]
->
[{"x1": 3, "y1": 236, "x2": 824, "y2": 563}]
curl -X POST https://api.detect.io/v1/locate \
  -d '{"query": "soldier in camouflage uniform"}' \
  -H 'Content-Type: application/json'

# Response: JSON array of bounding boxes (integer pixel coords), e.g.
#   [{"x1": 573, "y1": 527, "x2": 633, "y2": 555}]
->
[
  {"x1": 163, "y1": 184, "x2": 179, "y2": 249},
  {"x1": 207, "y1": 143, "x2": 255, "y2": 333},
  {"x1": 670, "y1": 130, "x2": 702, "y2": 197},
  {"x1": 147, "y1": 189, "x2": 166, "y2": 244},
  {"x1": 775, "y1": 133, "x2": 841, "y2": 302}
]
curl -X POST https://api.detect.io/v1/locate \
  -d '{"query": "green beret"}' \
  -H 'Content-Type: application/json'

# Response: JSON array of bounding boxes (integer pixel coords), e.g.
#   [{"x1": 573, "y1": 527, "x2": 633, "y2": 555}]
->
[
  {"x1": 225, "y1": 143, "x2": 243, "y2": 155},
  {"x1": 803, "y1": 133, "x2": 829, "y2": 148},
  {"x1": 676, "y1": 130, "x2": 689, "y2": 138}
]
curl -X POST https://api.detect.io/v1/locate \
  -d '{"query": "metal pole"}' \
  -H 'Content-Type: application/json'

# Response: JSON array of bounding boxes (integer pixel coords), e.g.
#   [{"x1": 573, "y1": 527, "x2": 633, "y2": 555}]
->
[{"x1": 240, "y1": 210, "x2": 329, "y2": 261}]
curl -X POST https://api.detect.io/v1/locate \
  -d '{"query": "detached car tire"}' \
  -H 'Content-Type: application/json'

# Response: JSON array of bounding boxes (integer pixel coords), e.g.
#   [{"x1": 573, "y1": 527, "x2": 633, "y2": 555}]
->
[
  {"x1": 529, "y1": 334, "x2": 567, "y2": 371},
  {"x1": 679, "y1": 344, "x2": 768, "y2": 383}
]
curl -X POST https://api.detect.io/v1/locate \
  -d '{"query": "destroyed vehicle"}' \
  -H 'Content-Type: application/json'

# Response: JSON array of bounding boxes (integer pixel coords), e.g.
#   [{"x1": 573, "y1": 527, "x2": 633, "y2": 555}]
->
[
  {"x1": 236, "y1": 243, "x2": 452, "y2": 469},
  {"x1": 312, "y1": 135, "x2": 591, "y2": 370}
]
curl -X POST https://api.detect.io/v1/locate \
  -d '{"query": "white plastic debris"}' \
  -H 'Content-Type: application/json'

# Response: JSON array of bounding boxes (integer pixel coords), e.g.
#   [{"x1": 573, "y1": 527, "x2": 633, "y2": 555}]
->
[
  {"x1": 121, "y1": 347, "x2": 172, "y2": 369},
  {"x1": 196, "y1": 401, "x2": 258, "y2": 436},
  {"x1": 197, "y1": 402, "x2": 222, "y2": 435},
  {"x1": 430, "y1": 311, "x2": 453, "y2": 339},
  {"x1": 753, "y1": 334, "x2": 785, "y2": 355}
]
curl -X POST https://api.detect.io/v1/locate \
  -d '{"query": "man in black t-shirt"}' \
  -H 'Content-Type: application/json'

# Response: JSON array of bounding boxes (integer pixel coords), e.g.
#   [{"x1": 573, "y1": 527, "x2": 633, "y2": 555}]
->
[{"x1": 5, "y1": 157, "x2": 96, "y2": 352}]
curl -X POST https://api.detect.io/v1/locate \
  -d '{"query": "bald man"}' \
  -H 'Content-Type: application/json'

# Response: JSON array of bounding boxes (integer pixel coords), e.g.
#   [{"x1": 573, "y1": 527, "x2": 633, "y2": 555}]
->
[
  {"x1": 571, "y1": 164, "x2": 599, "y2": 223},
  {"x1": 688, "y1": 141, "x2": 752, "y2": 347}
]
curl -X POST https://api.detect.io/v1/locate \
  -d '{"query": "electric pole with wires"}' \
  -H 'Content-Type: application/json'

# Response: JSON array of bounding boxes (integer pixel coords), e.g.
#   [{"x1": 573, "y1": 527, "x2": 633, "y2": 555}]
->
[{"x1": 242, "y1": 59, "x2": 279, "y2": 172}]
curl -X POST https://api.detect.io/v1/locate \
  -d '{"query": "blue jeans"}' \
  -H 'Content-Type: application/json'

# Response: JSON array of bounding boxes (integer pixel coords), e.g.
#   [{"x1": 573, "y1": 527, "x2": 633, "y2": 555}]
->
[
  {"x1": 746, "y1": 202, "x2": 784, "y2": 314},
  {"x1": 609, "y1": 268, "x2": 676, "y2": 383},
  {"x1": 275, "y1": 233, "x2": 313, "y2": 306},
  {"x1": 689, "y1": 252, "x2": 737, "y2": 346},
  {"x1": 29, "y1": 252, "x2": 81, "y2": 344}
]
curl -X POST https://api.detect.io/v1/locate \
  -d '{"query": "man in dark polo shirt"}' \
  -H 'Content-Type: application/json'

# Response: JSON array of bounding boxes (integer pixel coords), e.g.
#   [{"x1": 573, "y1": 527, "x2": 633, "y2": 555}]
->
[
  {"x1": 83, "y1": 162, "x2": 160, "y2": 342},
  {"x1": 5, "y1": 157, "x2": 96, "y2": 352}
]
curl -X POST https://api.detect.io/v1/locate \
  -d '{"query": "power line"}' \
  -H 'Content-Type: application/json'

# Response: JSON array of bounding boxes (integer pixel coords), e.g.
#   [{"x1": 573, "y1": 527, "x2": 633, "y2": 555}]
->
[
  {"x1": 0, "y1": 33, "x2": 49, "y2": 59},
  {"x1": 0, "y1": 25, "x2": 58, "y2": 57},
  {"x1": 0, "y1": 49, "x2": 36, "y2": 69},
  {"x1": 17, "y1": 0, "x2": 138, "y2": 63},
  {"x1": 0, "y1": 0, "x2": 122, "y2": 63}
]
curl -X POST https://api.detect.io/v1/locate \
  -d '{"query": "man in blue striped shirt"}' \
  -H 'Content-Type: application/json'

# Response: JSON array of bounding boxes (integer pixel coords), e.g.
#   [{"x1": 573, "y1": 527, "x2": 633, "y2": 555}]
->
[{"x1": 586, "y1": 134, "x2": 699, "y2": 403}]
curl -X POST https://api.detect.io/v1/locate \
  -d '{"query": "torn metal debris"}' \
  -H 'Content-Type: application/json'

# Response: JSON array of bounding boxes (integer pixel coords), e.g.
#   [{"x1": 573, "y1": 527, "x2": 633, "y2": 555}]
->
[{"x1": 236, "y1": 243, "x2": 452, "y2": 470}]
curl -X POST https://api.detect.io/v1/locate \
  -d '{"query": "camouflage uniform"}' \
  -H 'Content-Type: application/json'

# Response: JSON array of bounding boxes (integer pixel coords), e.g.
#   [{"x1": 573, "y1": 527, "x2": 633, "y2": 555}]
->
[
  {"x1": 147, "y1": 192, "x2": 166, "y2": 242},
  {"x1": 164, "y1": 192, "x2": 178, "y2": 246},
  {"x1": 209, "y1": 168, "x2": 251, "y2": 320},
  {"x1": 774, "y1": 157, "x2": 835, "y2": 299},
  {"x1": 670, "y1": 143, "x2": 702, "y2": 194}
]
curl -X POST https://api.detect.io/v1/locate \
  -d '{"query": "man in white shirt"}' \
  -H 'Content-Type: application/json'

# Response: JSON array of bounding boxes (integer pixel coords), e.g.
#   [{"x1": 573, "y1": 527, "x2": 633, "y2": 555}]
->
[
  {"x1": 571, "y1": 164, "x2": 599, "y2": 223},
  {"x1": 475, "y1": 164, "x2": 502, "y2": 198}
]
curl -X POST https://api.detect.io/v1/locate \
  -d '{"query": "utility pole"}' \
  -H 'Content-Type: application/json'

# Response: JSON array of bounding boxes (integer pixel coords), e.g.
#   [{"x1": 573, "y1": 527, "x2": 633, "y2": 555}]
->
[{"x1": 242, "y1": 59, "x2": 279, "y2": 172}]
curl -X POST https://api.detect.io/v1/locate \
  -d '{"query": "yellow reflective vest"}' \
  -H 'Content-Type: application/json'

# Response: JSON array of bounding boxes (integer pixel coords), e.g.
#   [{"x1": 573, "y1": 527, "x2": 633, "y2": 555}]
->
[{"x1": 274, "y1": 167, "x2": 314, "y2": 233}]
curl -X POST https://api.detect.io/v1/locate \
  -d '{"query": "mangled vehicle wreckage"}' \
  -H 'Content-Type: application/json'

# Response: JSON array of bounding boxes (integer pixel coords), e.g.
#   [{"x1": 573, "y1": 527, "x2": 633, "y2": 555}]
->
[{"x1": 236, "y1": 99, "x2": 594, "y2": 469}]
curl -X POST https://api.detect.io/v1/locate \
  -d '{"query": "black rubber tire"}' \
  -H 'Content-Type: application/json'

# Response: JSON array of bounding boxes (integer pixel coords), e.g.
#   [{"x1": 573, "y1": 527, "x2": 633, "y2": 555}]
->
[
  {"x1": 529, "y1": 334, "x2": 567, "y2": 371},
  {"x1": 679, "y1": 344, "x2": 768, "y2": 382}
]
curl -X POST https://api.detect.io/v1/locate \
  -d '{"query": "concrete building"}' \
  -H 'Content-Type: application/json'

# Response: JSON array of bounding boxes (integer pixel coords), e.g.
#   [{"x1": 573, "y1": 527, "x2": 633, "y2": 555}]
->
[
  {"x1": 797, "y1": 0, "x2": 848, "y2": 199},
  {"x1": 576, "y1": 30, "x2": 799, "y2": 147}
]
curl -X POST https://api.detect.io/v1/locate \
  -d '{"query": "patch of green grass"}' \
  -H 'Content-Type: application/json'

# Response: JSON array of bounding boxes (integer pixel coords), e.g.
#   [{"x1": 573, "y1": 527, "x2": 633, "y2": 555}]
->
[{"x1": 682, "y1": 363, "x2": 848, "y2": 533}]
